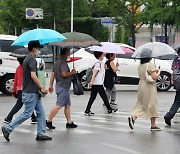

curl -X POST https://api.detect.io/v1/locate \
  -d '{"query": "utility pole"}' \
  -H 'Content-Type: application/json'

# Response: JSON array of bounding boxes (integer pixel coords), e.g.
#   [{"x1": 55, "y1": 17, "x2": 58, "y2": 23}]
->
[{"x1": 71, "y1": 0, "x2": 74, "y2": 32}]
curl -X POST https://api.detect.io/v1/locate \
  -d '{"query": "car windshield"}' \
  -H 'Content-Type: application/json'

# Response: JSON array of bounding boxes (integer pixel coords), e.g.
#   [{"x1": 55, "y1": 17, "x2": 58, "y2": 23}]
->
[{"x1": 0, "y1": 40, "x2": 21, "y2": 52}]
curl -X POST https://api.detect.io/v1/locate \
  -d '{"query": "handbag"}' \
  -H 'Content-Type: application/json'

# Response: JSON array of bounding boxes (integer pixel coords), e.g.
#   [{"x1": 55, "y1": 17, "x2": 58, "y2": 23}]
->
[
  {"x1": 37, "y1": 70, "x2": 46, "y2": 97},
  {"x1": 72, "y1": 74, "x2": 84, "y2": 95},
  {"x1": 145, "y1": 63, "x2": 155, "y2": 83}
]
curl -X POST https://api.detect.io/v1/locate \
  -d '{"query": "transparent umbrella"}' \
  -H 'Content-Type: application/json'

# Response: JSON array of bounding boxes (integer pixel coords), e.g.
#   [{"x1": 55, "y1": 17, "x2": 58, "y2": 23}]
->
[{"x1": 132, "y1": 42, "x2": 177, "y2": 59}]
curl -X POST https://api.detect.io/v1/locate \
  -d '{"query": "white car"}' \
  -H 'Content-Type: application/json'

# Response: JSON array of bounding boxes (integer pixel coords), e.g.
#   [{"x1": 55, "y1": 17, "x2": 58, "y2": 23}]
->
[
  {"x1": 68, "y1": 46, "x2": 173, "y2": 91},
  {"x1": 0, "y1": 52, "x2": 45, "y2": 95}
]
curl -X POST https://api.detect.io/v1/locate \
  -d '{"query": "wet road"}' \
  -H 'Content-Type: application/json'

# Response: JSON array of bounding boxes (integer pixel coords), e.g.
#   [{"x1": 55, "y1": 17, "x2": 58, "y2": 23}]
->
[{"x1": 0, "y1": 86, "x2": 179, "y2": 154}]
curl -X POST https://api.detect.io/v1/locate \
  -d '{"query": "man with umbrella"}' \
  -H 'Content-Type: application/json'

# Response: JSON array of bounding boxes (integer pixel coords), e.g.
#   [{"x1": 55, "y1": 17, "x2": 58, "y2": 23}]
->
[{"x1": 1, "y1": 40, "x2": 52, "y2": 141}]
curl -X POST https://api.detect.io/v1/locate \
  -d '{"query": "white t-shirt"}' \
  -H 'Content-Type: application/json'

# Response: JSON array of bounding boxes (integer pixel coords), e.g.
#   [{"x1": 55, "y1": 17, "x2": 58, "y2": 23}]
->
[{"x1": 93, "y1": 60, "x2": 105, "y2": 85}]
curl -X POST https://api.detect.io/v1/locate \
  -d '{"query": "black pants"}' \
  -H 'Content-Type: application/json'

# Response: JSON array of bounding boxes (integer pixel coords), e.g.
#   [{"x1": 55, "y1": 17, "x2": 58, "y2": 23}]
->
[
  {"x1": 165, "y1": 91, "x2": 180, "y2": 120},
  {"x1": 85, "y1": 85, "x2": 112, "y2": 112},
  {"x1": 6, "y1": 90, "x2": 36, "y2": 121}
]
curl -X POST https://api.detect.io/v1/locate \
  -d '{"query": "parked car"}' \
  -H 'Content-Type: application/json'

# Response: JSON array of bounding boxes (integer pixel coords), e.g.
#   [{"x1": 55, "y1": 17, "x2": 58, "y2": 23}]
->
[
  {"x1": 68, "y1": 46, "x2": 173, "y2": 92},
  {"x1": 0, "y1": 52, "x2": 45, "y2": 95}
]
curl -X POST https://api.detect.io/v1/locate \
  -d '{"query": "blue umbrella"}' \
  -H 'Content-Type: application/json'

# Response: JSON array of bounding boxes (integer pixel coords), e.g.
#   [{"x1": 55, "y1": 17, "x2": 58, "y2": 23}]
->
[{"x1": 12, "y1": 28, "x2": 67, "y2": 46}]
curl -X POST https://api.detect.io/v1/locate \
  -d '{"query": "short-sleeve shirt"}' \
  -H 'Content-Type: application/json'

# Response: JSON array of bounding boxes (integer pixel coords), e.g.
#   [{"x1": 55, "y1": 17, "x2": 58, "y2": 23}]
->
[
  {"x1": 53, "y1": 58, "x2": 71, "y2": 89},
  {"x1": 23, "y1": 55, "x2": 39, "y2": 93},
  {"x1": 93, "y1": 60, "x2": 105, "y2": 85}
]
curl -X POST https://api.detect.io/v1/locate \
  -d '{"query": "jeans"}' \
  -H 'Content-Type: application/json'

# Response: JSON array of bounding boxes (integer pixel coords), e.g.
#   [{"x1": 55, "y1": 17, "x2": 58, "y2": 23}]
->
[
  {"x1": 4, "y1": 92, "x2": 46, "y2": 136},
  {"x1": 165, "y1": 91, "x2": 180, "y2": 120},
  {"x1": 6, "y1": 90, "x2": 36, "y2": 121},
  {"x1": 85, "y1": 85, "x2": 111, "y2": 112},
  {"x1": 106, "y1": 85, "x2": 117, "y2": 103}
]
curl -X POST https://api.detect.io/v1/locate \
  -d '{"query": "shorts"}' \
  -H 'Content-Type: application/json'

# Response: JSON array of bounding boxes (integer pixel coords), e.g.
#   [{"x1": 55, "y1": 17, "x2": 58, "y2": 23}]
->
[{"x1": 56, "y1": 85, "x2": 71, "y2": 107}]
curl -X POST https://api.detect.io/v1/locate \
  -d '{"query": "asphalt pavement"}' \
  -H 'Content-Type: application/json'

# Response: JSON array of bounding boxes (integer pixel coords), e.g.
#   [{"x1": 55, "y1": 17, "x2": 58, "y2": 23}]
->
[{"x1": 0, "y1": 84, "x2": 179, "y2": 154}]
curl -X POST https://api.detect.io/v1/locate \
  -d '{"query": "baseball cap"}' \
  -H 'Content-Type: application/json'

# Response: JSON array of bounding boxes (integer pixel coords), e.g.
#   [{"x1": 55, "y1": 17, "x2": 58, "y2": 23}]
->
[{"x1": 28, "y1": 40, "x2": 44, "y2": 51}]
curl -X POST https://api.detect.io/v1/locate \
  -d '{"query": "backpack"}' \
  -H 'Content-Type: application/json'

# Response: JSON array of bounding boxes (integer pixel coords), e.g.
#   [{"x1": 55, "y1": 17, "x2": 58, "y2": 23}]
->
[{"x1": 86, "y1": 62, "x2": 101, "y2": 84}]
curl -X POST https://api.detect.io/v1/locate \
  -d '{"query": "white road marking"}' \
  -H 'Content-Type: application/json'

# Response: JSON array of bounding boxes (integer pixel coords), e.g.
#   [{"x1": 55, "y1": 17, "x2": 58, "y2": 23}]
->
[{"x1": 101, "y1": 143, "x2": 142, "y2": 154}]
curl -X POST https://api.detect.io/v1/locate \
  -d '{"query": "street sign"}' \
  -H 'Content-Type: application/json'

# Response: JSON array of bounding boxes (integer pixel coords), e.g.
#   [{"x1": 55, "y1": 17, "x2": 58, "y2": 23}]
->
[
  {"x1": 26, "y1": 8, "x2": 43, "y2": 19},
  {"x1": 101, "y1": 18, "x2": 116, "y2": 25}
]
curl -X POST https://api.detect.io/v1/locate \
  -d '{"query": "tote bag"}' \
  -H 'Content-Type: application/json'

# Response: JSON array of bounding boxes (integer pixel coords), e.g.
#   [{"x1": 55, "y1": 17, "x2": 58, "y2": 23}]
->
[{"x1": 72, "y1": 74, "x2": 84, "y2": 95}]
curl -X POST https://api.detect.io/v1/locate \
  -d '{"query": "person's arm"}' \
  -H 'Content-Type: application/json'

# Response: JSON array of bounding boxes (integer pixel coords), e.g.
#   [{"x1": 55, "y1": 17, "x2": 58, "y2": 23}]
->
[
  {"x1": 89, "y1": 63, "x2": 100, "y2": 87},
  {"x1": 13, "y1": 70, "x2": 17, "y2": 93},
  {"x1": 151, "y1": 69, "x2": 161, "y2": 80},
  {"x1": 48, "y1": 72, "x2": 55, "y2": 94},
  {"x1": 62, "y1": 69, "x2": 76, "y2": 77},
  {"x1": 110, "y1": 61, "x2": 119, "y2": 73}
]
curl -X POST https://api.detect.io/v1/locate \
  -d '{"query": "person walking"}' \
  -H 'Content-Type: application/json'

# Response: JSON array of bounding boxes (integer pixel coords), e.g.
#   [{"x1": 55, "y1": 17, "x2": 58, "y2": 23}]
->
[
  {"x1": 46, "y1": 48, "x2": 78, "y2": 129},
  {"x1": 104, "y1": 53, "x2": 119, "y2": 107},
  {"x1": 3, "y1": 57, "x2": 37, "y2": 124},
  {"x1": 1, "y1": 40, "x2": 52, "y2": 142},
  {"x1": 84, "y1": 51, "x2": 117, "y2": 116},
  {"x1": 164, "y1": 49, "x2": 180, "y2": 126},
  {"x1": 128, "y1": 49, "x2": 162, "y2": 131}
]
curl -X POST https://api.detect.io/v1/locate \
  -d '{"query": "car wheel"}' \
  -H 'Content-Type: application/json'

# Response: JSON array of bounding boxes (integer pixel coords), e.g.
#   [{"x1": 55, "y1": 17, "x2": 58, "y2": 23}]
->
[
  {"x1": 79, "y1": 71, "x2": 91, "y2": 91},
  {"x1": 156, "y1": 72, "x2": 171, "y2": 91},
  {"x1": 1, "y1": 75, "x2": 14, "y2": 95}
]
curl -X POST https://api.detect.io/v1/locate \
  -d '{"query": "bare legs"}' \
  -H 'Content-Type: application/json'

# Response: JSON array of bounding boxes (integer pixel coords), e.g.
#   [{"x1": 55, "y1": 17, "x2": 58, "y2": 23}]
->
[
  {"x1": 150, "y1": 117, "x2": 156, "y2": 128},
  {"x1": 47, "y1": 106, "x2": 62, "y2": 122},
  {"x1": 47, "y1": 105, "x2": 71, "y2": 123}
]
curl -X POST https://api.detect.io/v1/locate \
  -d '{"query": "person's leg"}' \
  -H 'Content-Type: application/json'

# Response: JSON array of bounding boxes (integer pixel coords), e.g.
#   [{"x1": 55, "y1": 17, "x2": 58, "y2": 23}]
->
[
  {"x1": 31, "y1": 112, "x2": 36, "y2": 120},
  {"x1": 98, "y1": 85, "x2": 112, "y2": 111},
  {"x1": 85, "y1": 86, "x2": 98, "y2": 113},
  {"x1": 150, "y1": 117, "x2": 156, "y2": 128},
  {"x1": 64, "y1": 105, "x2": 71, "y2": 123},
  {"x1": 6, "y1": 91, "x2": 23, "y2": 121},
  {"x1": 4, "y1": 93, "x2": 37, "y2": 133},
  {"x1": 110, "y1": 86, "x2": 117, "y2": 105},
  {"x1": 47, "y1": 105, "x2": 62, "y2": 122},
  {"x1": 165, "y1": 91, "x2": 180, "y2": 120},
  {"x1": 34, "y1": 95, "x2": 46, "y2": 136},
  {"x1": 106, "y1": 88, "x2": 111, "y2": 102}
]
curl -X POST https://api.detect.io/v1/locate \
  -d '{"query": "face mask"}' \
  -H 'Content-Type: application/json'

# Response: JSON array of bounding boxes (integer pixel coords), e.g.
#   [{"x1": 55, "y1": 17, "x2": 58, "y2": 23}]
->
[{"x1": 35, "y1": 49, "x2": 41, "y2": 57}]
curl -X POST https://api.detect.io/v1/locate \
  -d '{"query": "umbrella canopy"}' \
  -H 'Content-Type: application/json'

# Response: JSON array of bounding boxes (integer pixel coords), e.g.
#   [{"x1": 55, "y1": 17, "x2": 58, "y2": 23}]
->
[
  {"x1": 132, "y1": 42, "x2": 177, "y2": 59},
  {"x1": 87, "y1": 42, "x2": 125, "y2": 54},
  {"x1": 174, "y1": 44, "x2": 180, "y2": 52},
  {"x1": 11, "y1": 28, "x2": 67, "y2": 46},
  {"x1": 10, "y1": 46, "x2": 53, "y2": 58},
  {"x1": 50, "y1": 32, "x2": 100, "y2": 48},
  {"x1": 121, "y1": 47, "x2": 134, "y2": 54}
]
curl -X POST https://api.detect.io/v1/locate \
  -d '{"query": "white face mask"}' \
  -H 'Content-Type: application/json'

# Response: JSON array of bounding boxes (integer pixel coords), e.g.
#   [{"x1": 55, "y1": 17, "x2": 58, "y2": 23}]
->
[{"x1": 35, "y1": 49, "x2": 41, "y2": 57}]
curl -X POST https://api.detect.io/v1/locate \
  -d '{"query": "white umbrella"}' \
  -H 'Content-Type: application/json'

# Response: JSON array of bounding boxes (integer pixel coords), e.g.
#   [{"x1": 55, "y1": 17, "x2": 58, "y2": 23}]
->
[
  {"x1": 88, "y1": 42, "x2": 125, "y2": 54},
  {"x1": 132, "y1": 42, "x2": 177, "y2": 58}
]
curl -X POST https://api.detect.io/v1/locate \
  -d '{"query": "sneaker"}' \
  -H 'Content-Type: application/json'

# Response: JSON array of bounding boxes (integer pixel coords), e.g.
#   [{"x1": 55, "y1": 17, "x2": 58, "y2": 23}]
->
[
  {"x1": 46, "y1": 120, "x2": 56, "y2": 129},
  {"x1": 1, "y1": 126, "x2": 10, "y2": 142},
  {"x1": 66, "y1": 122, "x2": 78, "y2": 128},
  {"x1": 36, "y1": 135, "x2": 52, "y2": 141},
  {"x1": 150, "y1": 126, "x2": 162, "y2": 131},
  {"x1": 108, "y1": 110, "x2": 112, "y2": 114},
  {"x1": 128, "y1": 117, "x2": 134, "y2": 130},
  {"x1": 112, "y1": 108, "x2": 118, "y2": 113},
  {"x1": 84, "y1": 111, "x2": 95, "y2": 116},
  {"x1": 31, "y1": 119, "x2": 37, "y2": 124},
  {"x1": 3, "y1": 118, "x2": 11, "y2": 124},
  {"x1": 164, "y1": 116, "x2": 171, "y2": 126}
]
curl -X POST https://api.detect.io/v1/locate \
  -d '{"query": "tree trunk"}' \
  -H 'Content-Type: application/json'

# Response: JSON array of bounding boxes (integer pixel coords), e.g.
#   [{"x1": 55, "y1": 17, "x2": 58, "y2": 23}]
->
[
  {"x1": 164, "y1": 24, "x2": 168, "y2": 44},
  {"x1": 132, "y1": 26, "x2": 136, "y2": 47}
]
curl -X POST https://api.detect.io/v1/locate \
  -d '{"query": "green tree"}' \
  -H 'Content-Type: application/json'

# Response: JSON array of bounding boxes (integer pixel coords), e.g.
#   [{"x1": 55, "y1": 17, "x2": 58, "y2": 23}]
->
[
  {"x1": 88, "y1": 0, "x2": 111, "y2": 17},
  {"x1": 141, "y1": 0, "x2": 180, "y2": 44},
  {"x1": 110, "y1": 0, "x2": 143, "y2": 47}
]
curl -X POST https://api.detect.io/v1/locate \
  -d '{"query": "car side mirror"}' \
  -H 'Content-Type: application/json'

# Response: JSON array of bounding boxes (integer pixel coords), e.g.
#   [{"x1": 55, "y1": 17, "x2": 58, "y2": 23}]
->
[{"x1": 0, "y1": 59, "x2": 2, "y2": 65}]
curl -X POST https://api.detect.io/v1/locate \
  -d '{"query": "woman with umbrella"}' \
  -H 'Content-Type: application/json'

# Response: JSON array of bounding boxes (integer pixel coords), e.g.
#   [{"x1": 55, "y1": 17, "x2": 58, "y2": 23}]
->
[{"x1": 128, "y1": 48, "x2": 162, "y2": 131}]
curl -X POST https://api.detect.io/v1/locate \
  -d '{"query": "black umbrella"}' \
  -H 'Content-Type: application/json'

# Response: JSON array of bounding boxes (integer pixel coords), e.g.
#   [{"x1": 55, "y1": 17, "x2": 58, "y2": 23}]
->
[{"x1": 10, "y1": 46, "x2": 53, "y2": 58}]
